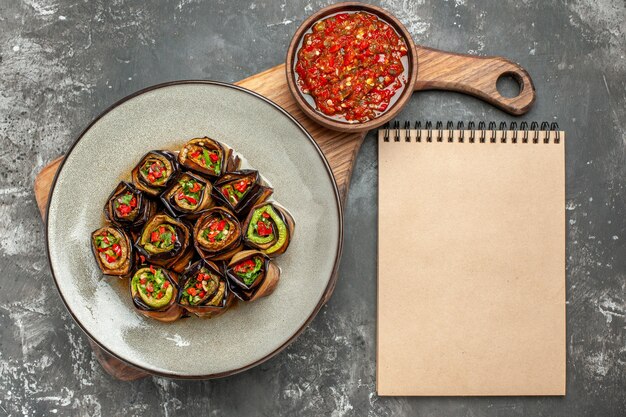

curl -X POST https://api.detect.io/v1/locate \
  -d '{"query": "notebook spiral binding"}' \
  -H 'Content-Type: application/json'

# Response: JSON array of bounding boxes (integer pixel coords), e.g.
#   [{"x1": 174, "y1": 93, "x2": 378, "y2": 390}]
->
[{"x1": 382, "y1": 121, "x2": 561, "y2": 144}]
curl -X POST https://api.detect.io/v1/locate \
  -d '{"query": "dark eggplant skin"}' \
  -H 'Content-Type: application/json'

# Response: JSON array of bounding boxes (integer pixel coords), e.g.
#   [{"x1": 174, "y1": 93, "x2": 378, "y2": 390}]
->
[
  {"x1": 177, "y1": 259, "x2": 234, "y2": 318},
  {"x1": 160, "y1": 171, "x2": 214, "y2": 220},
  {"x1": 211, "y1": 170, "x2": 273, "y2": 219},
  {"x1": 226, "y1": 154, "x2": 242, "y2": 173},
  {"x1": 178, "y1": 137, "x2": 232, "y2": 179},
  {"x1": 104, "y1": 182, "x2": 156, "y2": 230},
  {"x1": 131, "y1": 150, "x2": 180, "y2": 197},
  {"x1": 225, "y1": 250, "x2": 280, "y2": 302},
  {"x1": 130, "y1": 266, "x2": 182, "y2": 322},
  {"x1": 135, "y1": 214, "x2": 194, "y2": 273},
  {"x1": 193, "y1": 207, "x2": 243, "y2": 261},
  {"x1": 242, "y1": 202, "x2": 295, "y2": 257},
  {"x1": 91, "y1": 225, "x2": 134, "y2": 277}
]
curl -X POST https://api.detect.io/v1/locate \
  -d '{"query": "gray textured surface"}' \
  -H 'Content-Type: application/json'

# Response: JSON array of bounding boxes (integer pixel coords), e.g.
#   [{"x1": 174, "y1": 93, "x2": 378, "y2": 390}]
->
[{"x1": 0, "y1": 0, "x2": 624, "y2": 415}]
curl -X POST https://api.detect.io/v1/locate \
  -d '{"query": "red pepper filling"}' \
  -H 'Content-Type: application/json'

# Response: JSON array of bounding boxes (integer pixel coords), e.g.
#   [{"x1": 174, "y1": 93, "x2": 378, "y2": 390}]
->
[
  {"x1": 137, "y1": 266, "x2": 169, "y2": 300},
  {"x1": 183, "y1": 270, "x2": 221, "y2": 304},
  {"x1": 94, "y1": 231, "x2": 122, "y2": 264},
  {"x1": 149, "y1": 224, "x2": 177, "y2": 249},
  {"x1": 233, "y1": 259, "x2": 256, "y2": 274},
  {"x1": 187, "y1": 272, "x2": 208, "y2": 299},
  {"x1": 201, "y1": 217, "x2": 230, "y2": 243},
  {"x1": 295, "y1": 12, "x2": 408, "y2": 122},
  {"x1": 188, "y1": 146, "x2": 221, "y2": 175},
  {"x1": 175, "y1": 178, "x2": 203, "y2": 207},
  {"x1": 221, "y1": 177, "x2": 252, "y2": 206},
  {"x1": 234, "y1": 179, "x2": 250, "y2": 193},
  {"x1": 114, "y1": 192, "x2": 137, "y2": 217},
  {"x1": 232, "y1": 256, "x2": 264, "y2": 286},
  {"x1": 140, "y1": 159, "x2": 167, "y2": 184},
  {"x1": 256, "y1": 212, "x2": 273, "y2": 237}
]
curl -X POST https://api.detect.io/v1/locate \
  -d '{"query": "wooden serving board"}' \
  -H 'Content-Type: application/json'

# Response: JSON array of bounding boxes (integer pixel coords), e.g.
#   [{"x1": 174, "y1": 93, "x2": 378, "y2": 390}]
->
[{"x1": 34, "y1": 64, "x2": 365, "y2": 380}]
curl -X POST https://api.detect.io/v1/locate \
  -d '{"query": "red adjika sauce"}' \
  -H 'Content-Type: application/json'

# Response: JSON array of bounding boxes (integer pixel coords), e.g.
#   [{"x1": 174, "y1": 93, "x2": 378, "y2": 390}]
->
[{"x1": 295, "y1": 12, "x2": 408, "y2": 122}]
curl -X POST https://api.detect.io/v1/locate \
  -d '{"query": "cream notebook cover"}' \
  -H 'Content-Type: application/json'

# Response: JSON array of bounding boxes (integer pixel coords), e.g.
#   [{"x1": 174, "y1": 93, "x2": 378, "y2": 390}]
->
[{"x1": 377, "y1": 122, "x2": 565, "y2": 396}]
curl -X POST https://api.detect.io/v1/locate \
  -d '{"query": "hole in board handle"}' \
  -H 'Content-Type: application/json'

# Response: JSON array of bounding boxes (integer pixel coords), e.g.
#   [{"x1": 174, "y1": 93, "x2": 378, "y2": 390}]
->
[{"x1": 496, "y1": 72, "x2": 522, "y2": 98}]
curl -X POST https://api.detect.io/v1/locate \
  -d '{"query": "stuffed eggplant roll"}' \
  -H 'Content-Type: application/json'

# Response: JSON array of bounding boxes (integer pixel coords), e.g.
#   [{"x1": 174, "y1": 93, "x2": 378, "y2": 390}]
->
[
  {"x1": 178, "y1": 260, "x2": 234, "y2": 318},
  {"x1": 130, "y1": 265, "x2": 182, "y2": 322},
  {"x1": 212, "y1": 170, "x2": 273, "y2": 218},
  {"x1": 160, "y1": 172, "x2": 214, "y2": 219},
  {"x1": 243, "y1": 202, "x2": 295, "y2": 256},
  {"x1": 193, "y1": 207, "x2": 243, "y2": 261},
  {"x1": 91, "y1": 226, "x2": 134, "y2": 277},
  {"x1": 135, "y1": 214, "x2": 193, "y2": 273},
  {"x1": 104, "y1": 182, "x2": 155, "y2": 230},
  {"x1": 178, "y1": 137, "x2": 233, "y2": 178},
  {"x1": 226, "y1": 250, "x2": 280, "y2": 301},
  {"x1": 131, "y1": 150, "x2": 179, "y2": 196}
]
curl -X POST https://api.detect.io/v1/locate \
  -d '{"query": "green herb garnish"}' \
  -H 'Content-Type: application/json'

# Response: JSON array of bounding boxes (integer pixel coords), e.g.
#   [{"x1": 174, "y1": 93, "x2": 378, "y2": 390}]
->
[
  {"x1": 160, "y1": 232, "x2": 172, "y2": 248},
  {"x1": 119, "y1": 193, "x2": 134, "y2": 205},
  {"x1": 202, "y1": 149, "x2": 212, "y2": 169},
  {"x1": 95, "y1": 233, "x2": 118, "y2": 248}
]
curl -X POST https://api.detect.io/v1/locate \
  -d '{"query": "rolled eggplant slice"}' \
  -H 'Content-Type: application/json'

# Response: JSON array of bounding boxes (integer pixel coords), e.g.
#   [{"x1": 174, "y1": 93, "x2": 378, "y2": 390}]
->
[
  {"x1": 212, "y1": 170, "x2": 273, "y2": 218},
  {"x1": 225, "y1": 250, "x2": 280, "y2": 301},
  {"x1": 130, "y1": 265, "x2": 182, "y2": 322},
  {"x1": 243, "y1": 202, "x2": 295, "y2": 256},
  {"x1": 178, "y1": 137, "x2": 232, "y2": 178},
  {"x1": 104, "y1": 182, "x2": 156, "y2": 230},
  {"x1": 193, "y1": 207, "x2": 243, "y2": 261},
  {"x1": 91, "y1": 226, "x2": 134, "y2": 277},
  {"x1": 131, "y1": 150, "x2": 179, "y2": 196},
  {"x1": 135, "y1": 214, "x2": 193, "y2": 273},
  {"x1": 160, "y1": 172, "x2": 214, "y2": 219},
  {"x1": 177, "y1": 259, "x2": 234, "y2": 318}
]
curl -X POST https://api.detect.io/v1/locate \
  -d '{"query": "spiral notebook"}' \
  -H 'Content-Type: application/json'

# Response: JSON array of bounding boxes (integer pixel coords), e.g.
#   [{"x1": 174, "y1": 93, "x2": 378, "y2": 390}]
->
[{"x1": 377, "y1": 121, "x2": 566, "y2": 396}]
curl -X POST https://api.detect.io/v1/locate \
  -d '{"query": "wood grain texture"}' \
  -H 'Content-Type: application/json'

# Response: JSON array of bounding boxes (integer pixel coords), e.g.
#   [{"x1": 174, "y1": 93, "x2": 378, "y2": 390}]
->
[
  {"x1": 414, "y1": 46, "x2": 536, "y2": 115},
  {"x1": 33, "y1": 64, "x2": 364, "y2": 380},
  {"x1": 34, "y1": 156, "x2": 63, "y2": 219}
]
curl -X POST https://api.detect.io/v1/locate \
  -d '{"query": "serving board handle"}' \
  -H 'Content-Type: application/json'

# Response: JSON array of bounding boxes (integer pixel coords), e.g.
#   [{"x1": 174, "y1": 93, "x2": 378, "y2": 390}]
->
[{"x1": 414, "y1": 46, "x2": 536, "y2": 115}]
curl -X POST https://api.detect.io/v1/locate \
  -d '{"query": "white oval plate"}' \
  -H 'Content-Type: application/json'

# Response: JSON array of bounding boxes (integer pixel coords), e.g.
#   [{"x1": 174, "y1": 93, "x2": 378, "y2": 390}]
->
[{"x1": 46, "y1": 81, "x2": 342, "y2": 378}]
